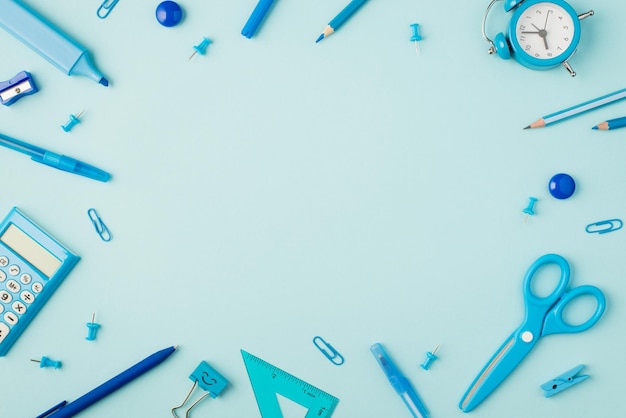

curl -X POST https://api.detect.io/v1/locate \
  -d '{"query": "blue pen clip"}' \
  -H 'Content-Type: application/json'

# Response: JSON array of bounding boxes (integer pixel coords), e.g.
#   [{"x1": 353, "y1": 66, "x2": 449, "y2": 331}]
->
[
  {"x1": 0, "y1": 71, "x2": 38, "y2": 106},
  {"x1": 541, "y1": 364, "x2": 589, "y2": 398},
  {"x1": 313, "y1": 336, "x2": 345, "y2": 365},
  {"x1": 35, "y1": 401, "x2": 67, "y2": 418},
  {"x1": 585, "y1": 219, "x2": 622, "y2": 234}
]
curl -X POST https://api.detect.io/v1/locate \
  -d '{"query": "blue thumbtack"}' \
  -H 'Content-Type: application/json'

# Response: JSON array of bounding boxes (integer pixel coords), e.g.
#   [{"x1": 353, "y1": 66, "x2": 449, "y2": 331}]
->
[
  {"x1": 541, "y1": 364, "x2": 589, "y2": 397},
  {"x1": 86, "y1": 313, "x2": 101, "y2": 341},
  {"x1": 409, "y1": 23, "x2": 422, "y2": 54},
  {"x1": 189, "y1": 37, "x2": 212, "y2": 61},
  {"x1": 61, "y1": 110, "x2": 84, "y2": 132},
  {"x1": 420, "y1": 344, "x2": 439, "y2": 370},
  {"x1": 523, "y1": 197, "x2": 538, "y2": 223},
  {"x1": 31, "y1": 356, "x2": 62, "y2": 369}
]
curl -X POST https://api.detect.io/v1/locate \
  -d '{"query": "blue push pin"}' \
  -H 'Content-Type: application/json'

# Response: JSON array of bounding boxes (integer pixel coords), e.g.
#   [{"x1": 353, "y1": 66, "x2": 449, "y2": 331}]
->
[
  {"x1": 188, "y1": 37, "x2": 212, "y2": 61},
  {"x1": 420, "y1": 344, "x2": 439, "y2": 370},
  {"x1": 61, "y1": 110, "x2": 84, "y2": 132},
  {"x1": 523, "y1": 197, "x2": 538, "y2": 223},
  {"x1": 409, "y1": 23, "x2": 423, "y2": 54},
  {"x1": 85, "y1": 312, "x2": 101, "y2": 341},
  {"x1": 31, "y1": 356, "x2": 62, "y2": 369},
  {"x1": 548, "y1": 173, "x2": 576, "y2": 200}
]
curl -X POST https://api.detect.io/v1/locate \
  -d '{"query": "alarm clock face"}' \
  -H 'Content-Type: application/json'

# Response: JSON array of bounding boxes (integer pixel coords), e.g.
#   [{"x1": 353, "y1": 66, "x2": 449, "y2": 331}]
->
[{"x1": 509, "y1": 1, "x2": 581, "y2": 69}]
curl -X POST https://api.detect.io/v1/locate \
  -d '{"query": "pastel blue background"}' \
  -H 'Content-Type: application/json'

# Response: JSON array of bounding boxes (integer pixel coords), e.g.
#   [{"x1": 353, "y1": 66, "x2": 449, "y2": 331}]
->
[{"x1": 0, "y1": 0, "x2": 624, "y2": 417}]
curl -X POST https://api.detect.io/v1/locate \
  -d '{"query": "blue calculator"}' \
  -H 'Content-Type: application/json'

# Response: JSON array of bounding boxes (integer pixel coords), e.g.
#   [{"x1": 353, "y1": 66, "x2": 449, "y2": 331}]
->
[{"x1": 0, "y1": 207, "x2": 79, "y2": 356}]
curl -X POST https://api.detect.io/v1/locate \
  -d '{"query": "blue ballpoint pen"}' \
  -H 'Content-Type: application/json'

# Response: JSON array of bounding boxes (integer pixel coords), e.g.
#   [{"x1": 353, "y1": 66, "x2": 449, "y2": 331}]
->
[
  {"x1": 0, "y1": 0, "x2": 109, "y2": 86},
  {"x1": 316, "y1": 0, "x2": 370, "y2": 43},
  {"x1": 241, "y1": 0, "x2": 276, "y2": 38},
  {"x1": 371, "y1": 343, "x2": 429, "y2": 418},
  {"x1": 0, "y1": 132, "x2": 111, "y2": 182},
  {"x1": 38, "y1": 346, "x2": 177, "y2": 418}
]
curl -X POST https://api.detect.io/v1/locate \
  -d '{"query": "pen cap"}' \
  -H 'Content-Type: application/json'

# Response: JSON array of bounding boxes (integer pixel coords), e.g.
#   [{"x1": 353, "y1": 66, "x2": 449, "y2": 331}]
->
[
  {"x1": 33, "y1": 152, "x2": 111, "y2": 182},
  {"x1": 0, "y1": 0, "x2": 85, "y2": 72}
]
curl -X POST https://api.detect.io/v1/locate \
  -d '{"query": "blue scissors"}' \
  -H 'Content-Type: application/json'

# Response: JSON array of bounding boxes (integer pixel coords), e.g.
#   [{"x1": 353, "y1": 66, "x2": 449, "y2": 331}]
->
[{"x1": 459, "y1": 253, "x2": 606, "y2": 412}]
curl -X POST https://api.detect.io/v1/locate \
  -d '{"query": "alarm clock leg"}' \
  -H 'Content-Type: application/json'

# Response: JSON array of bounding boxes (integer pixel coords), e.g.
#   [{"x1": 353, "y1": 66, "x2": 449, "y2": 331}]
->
[
  {"x1": 562, "y1": 61, "x2": 576, "y2": 77},
  {"x1": 578, "y1": 10, "x2": 594, "y2": 20}
]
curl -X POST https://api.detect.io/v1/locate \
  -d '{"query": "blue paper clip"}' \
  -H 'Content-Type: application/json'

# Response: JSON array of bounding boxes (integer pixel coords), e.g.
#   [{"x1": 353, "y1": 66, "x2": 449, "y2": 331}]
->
[
  {"x1": 541, "y1": 364, "x2": 589, "y2": 397},
  {"x1": 313, "y1": 336, "x2": 344, "y2": 366},
  {"x1": 87, "y1": 208, "x2": 112, "y2": 242},
  {"x1": 97, "y1": 0, "x2": 119, "y2": 19},
  {"x1": 171, "y1": 361, "x2": 229, "y2": 418},
  {"x1": 586, "y1": 219, "x2": 622, "y2": 234}
]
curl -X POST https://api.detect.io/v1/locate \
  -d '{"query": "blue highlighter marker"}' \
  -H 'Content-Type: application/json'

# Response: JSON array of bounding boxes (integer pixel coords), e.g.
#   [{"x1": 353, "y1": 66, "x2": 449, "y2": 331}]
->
[{"x1": 0, "y1": 0, "x2": 109, "y2": 86}]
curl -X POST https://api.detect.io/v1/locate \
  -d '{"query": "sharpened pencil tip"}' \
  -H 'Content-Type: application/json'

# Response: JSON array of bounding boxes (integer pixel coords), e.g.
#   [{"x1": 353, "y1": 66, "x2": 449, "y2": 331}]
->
[
  {"x1": 523, "y1": 125, "x2": 530, "y2": 130},
  {"x1": 592, "y1": 126, "x2": 598, "y2": 130},
  {"x1": 315, "y1": 34, "x2": 324, "y2": 43}
]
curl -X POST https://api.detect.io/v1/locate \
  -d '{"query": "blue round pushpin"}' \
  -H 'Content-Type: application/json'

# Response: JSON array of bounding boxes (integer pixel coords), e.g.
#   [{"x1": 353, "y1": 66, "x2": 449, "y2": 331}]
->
[
  {"x1": 548, "y1": 173, "x2": 576, "y2": 199},
  {"x1": 156, "y1": 1, "x2": 183, "y2": 27}
]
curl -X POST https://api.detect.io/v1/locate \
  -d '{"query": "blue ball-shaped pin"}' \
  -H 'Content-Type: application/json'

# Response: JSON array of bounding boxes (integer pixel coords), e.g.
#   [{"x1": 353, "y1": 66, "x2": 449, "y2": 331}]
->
[
  {"x1": 156, "y1": 1, "x2": 183, "y2": 27},
  {"x1": 548, "y1": 173, "x2": 576, "y2": 199}
]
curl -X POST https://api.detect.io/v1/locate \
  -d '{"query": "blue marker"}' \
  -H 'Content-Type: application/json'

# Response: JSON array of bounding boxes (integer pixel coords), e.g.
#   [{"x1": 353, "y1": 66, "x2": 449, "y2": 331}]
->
[
  {"x1": 241, "y1": 0, "x2": 276, "y2": 39},
  {"x1": 0, "y1": 0, "x2": 109, "y2": 86}
]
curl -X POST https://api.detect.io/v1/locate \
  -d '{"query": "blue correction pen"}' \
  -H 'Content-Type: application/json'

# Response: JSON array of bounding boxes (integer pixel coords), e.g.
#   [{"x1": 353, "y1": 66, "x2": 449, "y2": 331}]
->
[
  {"x1": 371, "y1": 343, "x2": 429, "y2": 418},
  {"x1": 0, "y1": 0, "x2": 109, "y2": 86}
]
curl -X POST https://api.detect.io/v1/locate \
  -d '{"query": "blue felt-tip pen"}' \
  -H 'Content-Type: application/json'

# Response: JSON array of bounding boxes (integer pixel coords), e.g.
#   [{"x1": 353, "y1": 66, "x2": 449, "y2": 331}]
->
[
  {"x1": 371, "y1": 343, "x2": 429, "y2": 418},
  {"x1": 0, "y1": 0, "x2": 109, "y2": 86},
  {"x1": 241, "y1": 0, "x2": 276, "y2": 38}
]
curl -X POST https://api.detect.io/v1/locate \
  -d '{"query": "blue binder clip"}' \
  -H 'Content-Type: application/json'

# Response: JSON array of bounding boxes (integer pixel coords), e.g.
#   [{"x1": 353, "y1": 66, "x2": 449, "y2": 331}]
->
[
  {"x1": 0, "y1": 71, "x2": 38, "y2": 106},
  {"x1": 541, "y1": 364, "x2": 589, "y2": 398},
  {"x1": 171, "y1": 361, "x2": 229, "y2": 417}
]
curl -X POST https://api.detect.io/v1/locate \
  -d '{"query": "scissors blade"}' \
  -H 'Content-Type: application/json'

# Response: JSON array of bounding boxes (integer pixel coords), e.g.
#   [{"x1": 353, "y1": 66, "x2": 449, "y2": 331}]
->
[{"x1": 459, "y1": 329, "x2": 535, "y2": 412}]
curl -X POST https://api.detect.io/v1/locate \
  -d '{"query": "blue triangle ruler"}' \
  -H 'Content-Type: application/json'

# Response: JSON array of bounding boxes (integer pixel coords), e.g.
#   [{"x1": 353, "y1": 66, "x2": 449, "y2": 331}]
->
[{"x1": 241, "y1": 350, "x2": 339, "y2": 418}]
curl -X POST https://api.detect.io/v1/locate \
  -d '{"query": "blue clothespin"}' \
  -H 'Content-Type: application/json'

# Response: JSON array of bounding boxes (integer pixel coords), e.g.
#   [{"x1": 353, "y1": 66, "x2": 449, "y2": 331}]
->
[{"x1": 541, "y1": 364, "x2": 589, "y2": 397}]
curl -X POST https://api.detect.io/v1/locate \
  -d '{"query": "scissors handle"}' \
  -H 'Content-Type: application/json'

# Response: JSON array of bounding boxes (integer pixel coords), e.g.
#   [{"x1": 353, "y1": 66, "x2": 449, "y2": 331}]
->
[
  {"x1": 542, "y1": 285, "x2": 606, "y2": 335},
  {"x1": 523, "y1": 254, "x2": 570, "y2": 307}
]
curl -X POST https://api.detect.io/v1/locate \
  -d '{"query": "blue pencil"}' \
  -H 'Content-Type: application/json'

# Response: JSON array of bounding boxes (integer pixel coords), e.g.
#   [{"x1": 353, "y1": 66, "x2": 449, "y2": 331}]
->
[
  {"x1": 39, "y1": 346, "x2": 177, "y2": 417},
  {"x1": 525, "y1": 87, "x2": 626, "y2": 129},
  {"x1": 593, "y1": 116, "x2": 626, "y2": 131},
  {"x1": 316, "y1": 0, "x2": 370, "y2": 43}
]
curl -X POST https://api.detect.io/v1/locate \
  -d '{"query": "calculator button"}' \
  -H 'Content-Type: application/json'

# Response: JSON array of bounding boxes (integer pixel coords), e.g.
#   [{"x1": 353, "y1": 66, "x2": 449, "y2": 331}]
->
[
  {"x1": 4, "y1": 312, "x2": 17, "y2": 325},
  {"x1": 12, "y1": 301, "x2": 26, "y2": 315},
  {"x1": 0, "y1": 270, "x2": 5, "y2": 282},
  {"x1": 0, "y1": 323, "x2": 9, "y2": 344},
  {"x1": 20, "y1": 291, "x2": 34, "y2": 304},
  {"x1": 20, "y1": 273, "x2": 31, "y2": 285},
  {"x1": 6, "y1": 280, "x2": 20, "y2": 293},
  {"x1": 8, "y1": 265, "x2": 19, "y2": 276},
  {"x1": 31, "y1": 282, "x2": 43, "y2": 294},
  {"x1": 0, "y1": 291, "x2": 11, "y2": 303},
  {"x1": 0, "y1": 256, "x2": 8, "y2": 267}
]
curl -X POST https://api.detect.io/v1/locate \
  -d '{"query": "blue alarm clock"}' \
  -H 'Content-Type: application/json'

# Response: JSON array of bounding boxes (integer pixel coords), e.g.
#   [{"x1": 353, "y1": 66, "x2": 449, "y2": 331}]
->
[{"x1": 482, "y1": 0, "x2": 594, "y2": 76}]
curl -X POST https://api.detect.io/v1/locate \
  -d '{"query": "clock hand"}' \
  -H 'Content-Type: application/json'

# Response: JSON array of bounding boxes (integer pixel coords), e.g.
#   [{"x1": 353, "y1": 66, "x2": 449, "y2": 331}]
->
[
  {"x1": 531, "y1": 23, "x2": 549, "y2": 50},
  {"x1": 542, "y1": 10, "x2": 552, "y2": 30}
]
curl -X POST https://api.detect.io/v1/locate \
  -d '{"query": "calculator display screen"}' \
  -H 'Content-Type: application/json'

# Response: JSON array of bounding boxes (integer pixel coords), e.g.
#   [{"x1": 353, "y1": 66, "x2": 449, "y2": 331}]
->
[{"x1": 0, "y1": 224, "x2": 62, "y2": 278}]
